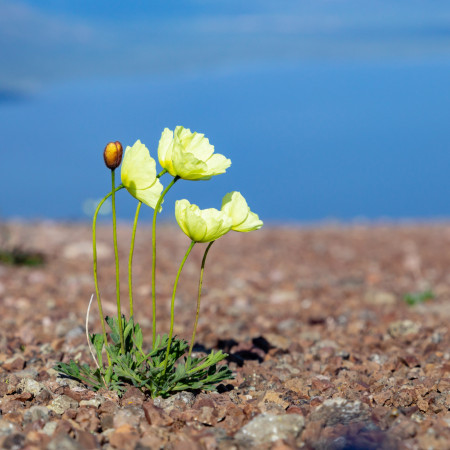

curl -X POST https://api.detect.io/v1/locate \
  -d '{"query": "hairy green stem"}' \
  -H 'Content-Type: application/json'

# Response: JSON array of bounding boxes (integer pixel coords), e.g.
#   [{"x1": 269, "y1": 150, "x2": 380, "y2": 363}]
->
[
  {"x1": 188, "y1": 241, "x2": 215, "y2": 358},
  {"x1": 151, "y1": 175, "x2": 179, "y2": 348},
  {"x1": 111, "y1": 170, "x2": 125, "y2": 354},
  {"x1": 128, "y1": 201, "x2": 142, "y2": 318},
  {"x1": 92, "y1": 184, "x2": 124, "y2": 367},
  {"x1": 163, "y1": 240, "x2": 196, "y2": 372}
]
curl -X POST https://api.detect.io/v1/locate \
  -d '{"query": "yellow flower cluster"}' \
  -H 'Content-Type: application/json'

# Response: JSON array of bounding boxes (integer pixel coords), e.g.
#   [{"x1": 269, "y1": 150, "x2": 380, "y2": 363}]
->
[{"x1": 112, "y1": 126, "x2": 262, "y2": 240}]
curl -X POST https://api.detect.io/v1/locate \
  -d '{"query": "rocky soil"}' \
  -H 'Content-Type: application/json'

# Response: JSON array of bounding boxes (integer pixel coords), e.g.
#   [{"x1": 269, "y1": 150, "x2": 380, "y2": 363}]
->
[{"x1": 0, "y1": 221, "x2": 449, "y2": 449}]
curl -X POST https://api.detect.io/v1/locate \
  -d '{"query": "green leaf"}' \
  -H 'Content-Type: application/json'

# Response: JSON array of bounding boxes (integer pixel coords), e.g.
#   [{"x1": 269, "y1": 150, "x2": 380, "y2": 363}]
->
[
  {"x1": 91, "y1": 333, "x2": 104, "y2": 365},
  {"x1": 404, "y1": 289, "x2": 434, "y2": 306},
  {"x1": 104, "y1": 366, "x2": 113, "y2": 384},
  {"x1": 134, "y1": 323, "x2": 143, "y2": 350}
]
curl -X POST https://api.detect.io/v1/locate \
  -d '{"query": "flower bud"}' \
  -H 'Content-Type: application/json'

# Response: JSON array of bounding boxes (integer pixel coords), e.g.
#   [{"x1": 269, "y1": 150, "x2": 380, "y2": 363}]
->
[{"x1": 103, "y1": 141, "x2": 123, "y2": 170}]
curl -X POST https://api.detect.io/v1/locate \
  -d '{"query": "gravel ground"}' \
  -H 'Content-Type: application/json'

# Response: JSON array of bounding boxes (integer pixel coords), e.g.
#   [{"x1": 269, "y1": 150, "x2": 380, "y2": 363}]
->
[{"x1": 0, "y1": 221, "x2": 449, "y2": 449}]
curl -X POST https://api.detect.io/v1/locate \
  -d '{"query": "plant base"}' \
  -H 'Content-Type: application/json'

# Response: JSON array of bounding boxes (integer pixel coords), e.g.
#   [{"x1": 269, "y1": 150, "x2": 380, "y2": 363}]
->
[{"x1": 55, "y1": 316, "x2": 233, "y2": 398}]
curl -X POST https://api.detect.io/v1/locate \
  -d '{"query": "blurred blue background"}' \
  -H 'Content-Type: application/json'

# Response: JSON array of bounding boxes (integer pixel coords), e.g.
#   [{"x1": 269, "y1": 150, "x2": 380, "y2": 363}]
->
[{"x1": 1, "y1": 0, "x2": 450, "y2": 223}]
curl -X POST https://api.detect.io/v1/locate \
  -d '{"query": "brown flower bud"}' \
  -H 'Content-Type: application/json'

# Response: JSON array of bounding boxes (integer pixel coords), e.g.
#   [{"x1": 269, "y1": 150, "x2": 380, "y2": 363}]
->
[{"x1": 103, "y1": 141, "x2": 123, "y2": 170}]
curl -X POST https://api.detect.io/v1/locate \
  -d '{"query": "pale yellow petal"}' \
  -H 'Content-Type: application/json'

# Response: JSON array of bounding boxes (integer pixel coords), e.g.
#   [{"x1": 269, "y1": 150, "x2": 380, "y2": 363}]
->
[
  {"x1": 186, "y1": 133, "x2": 214, "y2": 161},
  {"x1": 172, "y1": 143, "x2": 209, "y2": 180},
  {"x1": 205, "y1": 153, "x2": 231, "y2": 177},
  {"x1": 233, "y1": 211, "x2": 263, "y2": 232},
  {"x1": 175, "y1": 200, "x2": 191, "y2": 236},
  {"x1": 198, "y1": 208, "x2": 227, "y2": 242},
  {"x1": 221, "y1": 191, "x2": 249, "y2": 227},
  {"x1": 185, "y1": 209, "x2": 208, "y2": 242},
  {"x1": 121, "y1": 140, "x2": 157, "y2": 190},
  {"x1": 158, "y1": 128, "x2": 176, "y2": 176},
  {"x1": 222, "y1": 191, "x2": 263, "y2": 232},
  {"x1": 175, "y1": 126, "x2": 192, "y2": 141},
  {"x1": 126, "y1": 178, "x2": 164, "y2": 210}
]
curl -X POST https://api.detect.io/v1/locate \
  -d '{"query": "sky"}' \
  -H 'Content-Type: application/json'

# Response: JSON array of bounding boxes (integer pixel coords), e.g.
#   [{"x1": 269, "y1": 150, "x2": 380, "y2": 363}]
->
[{"x1": 2, "y1": 0, "x2": 450, "y2": 223}]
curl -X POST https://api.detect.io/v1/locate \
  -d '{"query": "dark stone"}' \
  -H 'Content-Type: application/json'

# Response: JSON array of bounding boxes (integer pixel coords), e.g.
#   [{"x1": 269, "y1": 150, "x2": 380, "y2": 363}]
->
[{"x1": 2, "y1": 433, "x2": 26, "y2": 450}]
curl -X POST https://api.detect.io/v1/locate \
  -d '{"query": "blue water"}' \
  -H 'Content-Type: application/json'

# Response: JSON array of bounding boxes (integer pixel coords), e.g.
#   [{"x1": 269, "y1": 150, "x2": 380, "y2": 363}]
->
[{"x1": 2, "y1": 61, "x2": 450, "y2": 222}]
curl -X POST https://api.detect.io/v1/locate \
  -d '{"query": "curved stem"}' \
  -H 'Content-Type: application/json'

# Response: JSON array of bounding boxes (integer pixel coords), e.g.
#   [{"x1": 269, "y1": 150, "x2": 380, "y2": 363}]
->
[
  {"x1": 188, "y1": 241, "x2": 215, "y2": 358},
  {"x1": 163, "y1": 240, "x2": 195, "y2": 372},
  {"x1": 157, "y1": 169, "x2": 167, "y2": 178},
  {"x1": 111, "y1": 170, "x2": 125, "y2": 354},
  {"x1": 92, "y1": 184, "x2": 124, "y2": 367},
  {"x1": 128, "y1": 201, "x2": 142, "y2": 318},
  {"x1": 151, "y1": 176, "x2": 180, "y2": 348}
]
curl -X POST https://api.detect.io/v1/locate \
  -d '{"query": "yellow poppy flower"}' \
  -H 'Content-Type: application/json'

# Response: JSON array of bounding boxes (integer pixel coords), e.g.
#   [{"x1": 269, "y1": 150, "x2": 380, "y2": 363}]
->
[
  {"x1": 120, "y1": 140, "x2": 164, "y2": 209},
  {"x1": 158, "y1": 126, "x2": 231, "y2": 180},
  {"x1": 175, "y1": 199, "x2": 232, "y2": 243}
]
